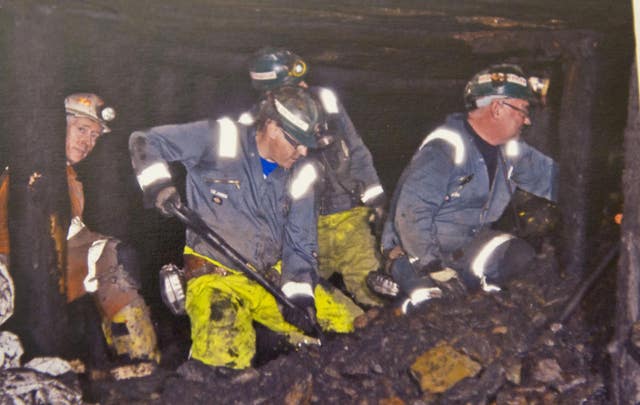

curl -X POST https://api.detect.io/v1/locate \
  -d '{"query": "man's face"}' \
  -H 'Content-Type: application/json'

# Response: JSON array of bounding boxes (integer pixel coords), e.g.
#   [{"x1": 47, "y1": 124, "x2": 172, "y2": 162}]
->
[
  {"x1": 265, "y1": 120, "x2": 308, "y2": 169},
  {"x1": 65, "y1": 116, "x2": 103, "y2": 165},
  {"x1": 495, "y1": 98, "x2": 531, "y2": 144}
]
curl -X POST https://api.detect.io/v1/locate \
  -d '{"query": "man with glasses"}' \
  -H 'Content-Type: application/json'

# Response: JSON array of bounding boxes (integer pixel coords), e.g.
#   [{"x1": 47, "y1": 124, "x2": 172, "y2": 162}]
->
[
  {"x1": 244, "y1": 47, "x2": 387, "y2": 309},
  {"x1": 372, "y1": 64, "x2": 557, "y2": 314},
  {"x1": 129, "y1": 86, "x2": 362, "y2": 371}
]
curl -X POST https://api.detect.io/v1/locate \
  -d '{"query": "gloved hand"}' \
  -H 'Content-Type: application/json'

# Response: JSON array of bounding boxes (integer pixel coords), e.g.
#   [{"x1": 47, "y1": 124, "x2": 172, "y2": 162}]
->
[
  {"x1": 366, "y1": 270, "x2": 399, "y2": 298},
  {"x1": 155, "y1": 186, "x2": 182, "y2": 217},
  {"x1": 280, "y1": 283, "x2": 318, "y2": 335}
]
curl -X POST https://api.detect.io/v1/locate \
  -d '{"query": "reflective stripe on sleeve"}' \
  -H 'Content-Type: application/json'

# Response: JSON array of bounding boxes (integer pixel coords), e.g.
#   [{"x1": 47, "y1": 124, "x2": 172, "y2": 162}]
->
[
  {"x1": 282, "y1": 281, "x2": 314, "y2": 298},
  {"x1": 218, "y1": 117, "x2": 239, "y2": 158},
  {"x1": 137, "y1": 162, "x2": 172, "y2": 189},
  {"x1": 361, "y1": 184, "x2": 384, "y2": 204},
  {"x1": 289, "y1": 163, "x2": 318, "y2": 200},
  {"x1": 318, "y1": 88, "x2": 339, "y2": 114},
  {"x1": 84, "y1": 238, "x2": 109, "y2": 293},
  {"x1": 419, "y1": 128, "x2": 466, "y2": 165}
]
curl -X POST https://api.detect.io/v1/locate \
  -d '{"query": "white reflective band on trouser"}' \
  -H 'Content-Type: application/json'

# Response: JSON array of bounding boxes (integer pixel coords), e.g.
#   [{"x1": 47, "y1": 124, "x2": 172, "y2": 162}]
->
[
  {"x1": 289, "y1": 163, "x2": 318, "y2": 200},
  {"x1": 281, "y1": 281, "x2": 314, "y2": 298},
  {"x1": 361, "y1": 184, "x2": 384, "y2": 204},
  {"x1": 67, "y1": 216, "x2": 86, "y2": 240},
  {"x1": 471, "y1": 234, "x2": 514, "y2": 292},
  {"x1": 218, "y1": 117, "x2": 239, "y2": 158},
  {"x1": 504, "y1": 139, "x2": 520, "y2": 158},
  {"x1": 419, "y1": 128, "x2": 466, "y2": 165},
  {"x1": 401, "y1": 287, "x2": 441, "y2": 314},
  {"x1": 318, "y1": 88, "x2": 339, "y2": 114},
  {"x1": 84, "y1": 239, "x2": 109, "y2": 293},
  {"x1": 237, "y1": 111, "x2": 255, "y2": 126},
  {"x1": 137, "y1": 162, "x2": 172, "y2": 189}
]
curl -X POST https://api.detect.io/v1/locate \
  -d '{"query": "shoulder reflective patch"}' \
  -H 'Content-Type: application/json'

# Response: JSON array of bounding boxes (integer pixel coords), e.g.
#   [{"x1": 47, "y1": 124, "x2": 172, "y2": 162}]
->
[
  {"x1": 282, "y1": 281, "x2": 314, "y2": 298},
  {"x1": 289, "y1": 163, "x2": 318, "y2": 200},
  {"x1": 361, "y1": 184, "x2": 384, "y2": 204},
  {"x1": 84, "y1": 238, "x2": 109, "y2": 293},
  {"x1": 318, "y1": 88, "x2": 339, "y2": 114},
  {"x1": 250, "y1": 70, "x2": 277, "y2": 81},
  {"x1": 238, "y1": 111, "x2": 255, "y2": 126},
  {"x1": 504, "y1": 139, "x2": 520, "y2": 158},
  {"x1": 419, "y1": 128, "x2": 466, "y2": 165},
  {"x1": 470, "y1": 233, "x2": 514, "y2": 279},
  {"x1": 218, "y1": 117, "x2": 238, "y2": 158},
  {"x1": 137, "y1": 162, "x2": 171, "y2": 189},
  {"x1": 275, "y1": 99, "x2": 309, "y2": 132}
]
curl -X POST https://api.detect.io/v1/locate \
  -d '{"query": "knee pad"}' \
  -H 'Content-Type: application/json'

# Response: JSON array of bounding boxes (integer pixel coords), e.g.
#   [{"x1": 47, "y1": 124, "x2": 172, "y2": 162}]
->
[
  {"x1": 462, "y1": 230, "x2": 534, "y2": 290},
  {"x1": 102, "y1": 298, "x2": 159, "y2": 363}
]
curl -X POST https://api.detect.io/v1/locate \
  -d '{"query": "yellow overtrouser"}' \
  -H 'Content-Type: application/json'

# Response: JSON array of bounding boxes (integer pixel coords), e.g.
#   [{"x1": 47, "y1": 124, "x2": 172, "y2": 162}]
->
[
  {"x1": 318, "y1": 206, "x2": 383, "y2": 307},
  {"x1": 102, "y1": 297, "x2": 160, "y2": 363},
  {"x1": 184, "y1": 248, "x2": 363, "y2": 369}
]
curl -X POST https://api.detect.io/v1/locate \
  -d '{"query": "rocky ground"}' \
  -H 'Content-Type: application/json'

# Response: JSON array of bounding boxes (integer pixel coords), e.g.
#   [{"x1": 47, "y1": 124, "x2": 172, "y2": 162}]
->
[{"x1": 75, "y1": 238, "x2": 614, "y2": 404}]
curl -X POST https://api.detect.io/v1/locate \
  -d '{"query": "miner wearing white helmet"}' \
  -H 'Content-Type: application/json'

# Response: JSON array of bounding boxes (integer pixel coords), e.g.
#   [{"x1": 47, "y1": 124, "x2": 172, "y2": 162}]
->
[{"x1": 0, "y1": 93, "x2": 159, "y2": 377}]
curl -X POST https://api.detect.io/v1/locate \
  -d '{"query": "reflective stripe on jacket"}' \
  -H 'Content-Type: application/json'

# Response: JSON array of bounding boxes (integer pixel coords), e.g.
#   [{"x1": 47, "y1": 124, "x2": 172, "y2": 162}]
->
[
  {"x1": 130, "y1": 118, "x2": 321, "y2": 285},
  {"x1": 382, "y1": 112, "x2": 557, "y2": 269}
]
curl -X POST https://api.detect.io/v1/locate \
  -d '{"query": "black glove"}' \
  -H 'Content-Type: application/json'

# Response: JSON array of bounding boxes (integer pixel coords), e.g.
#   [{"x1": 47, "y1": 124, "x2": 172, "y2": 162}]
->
[
  {"x1": 280, "y1": 289, "x2": 318, "y2": 335},
  {"x1": 155, "y1": 186, "x2": 182, "y2": 217},
  {"x1": 366, "y1": 270, "x2": 399, "y2": 298}
]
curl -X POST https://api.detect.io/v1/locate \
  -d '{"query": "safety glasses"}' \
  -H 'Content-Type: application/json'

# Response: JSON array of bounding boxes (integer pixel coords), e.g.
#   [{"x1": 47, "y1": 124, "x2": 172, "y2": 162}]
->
[
  {"x1": 280, "y1": 126, "x2": 302, "y2": 149},
  {"x1": 500, "y1": 101, "x2": 530, "y2": 122}
]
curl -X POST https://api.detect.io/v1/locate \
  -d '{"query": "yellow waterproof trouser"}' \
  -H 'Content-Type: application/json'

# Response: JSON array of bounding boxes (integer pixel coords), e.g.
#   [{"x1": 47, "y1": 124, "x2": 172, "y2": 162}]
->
[
  {"x1": 102, "y1": 297, "x2": 160, "y2": 363},
  {"x1": 318, "y1": 206, "x2": 383, "y2": 307},
  {"x1": 185, "y1": 268, "x2": 362, "y2": 369}
]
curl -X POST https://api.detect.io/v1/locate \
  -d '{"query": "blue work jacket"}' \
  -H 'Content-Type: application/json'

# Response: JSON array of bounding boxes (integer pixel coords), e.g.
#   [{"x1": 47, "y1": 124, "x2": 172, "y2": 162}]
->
[
  {"x1": 382, "y1": 113, "x2": 557, "y2": 269},
  {"x1": 130, "y1": 118, "x2": 320, "y2": 285}
]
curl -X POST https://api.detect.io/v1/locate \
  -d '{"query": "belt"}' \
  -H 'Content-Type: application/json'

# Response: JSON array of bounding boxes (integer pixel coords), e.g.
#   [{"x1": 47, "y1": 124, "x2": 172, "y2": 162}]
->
[
  {"x1": 319, "y1": 193, "x2": 359, "y2": 215},
  {"x1": 183, "y1": 254, "x2": 228, "y2": 281}
]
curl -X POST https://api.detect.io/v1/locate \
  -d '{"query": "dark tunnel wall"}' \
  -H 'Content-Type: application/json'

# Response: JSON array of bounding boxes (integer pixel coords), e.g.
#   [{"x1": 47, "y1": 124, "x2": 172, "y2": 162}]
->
[{"x1": 0, "y1": 1, "x2": 633, "y2": 354}]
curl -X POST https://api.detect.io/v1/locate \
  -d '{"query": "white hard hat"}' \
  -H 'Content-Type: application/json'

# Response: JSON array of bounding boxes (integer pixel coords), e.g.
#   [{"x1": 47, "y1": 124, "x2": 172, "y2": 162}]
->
[{"x1": 64, "y1": 93, "x2": 116, "y2": 133}]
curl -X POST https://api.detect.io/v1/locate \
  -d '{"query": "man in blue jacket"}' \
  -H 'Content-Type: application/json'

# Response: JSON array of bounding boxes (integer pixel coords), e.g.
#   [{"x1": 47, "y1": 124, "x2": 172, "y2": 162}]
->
[
  {"x1": 129, "y1": 86, "x2": 361, "y2": 370},
  {"x1": 244, "y1": 47, "x2": 387, "y2": 308},
  {"x1": 378, "y1": 64, "x2": 557, "y2": 314}
]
